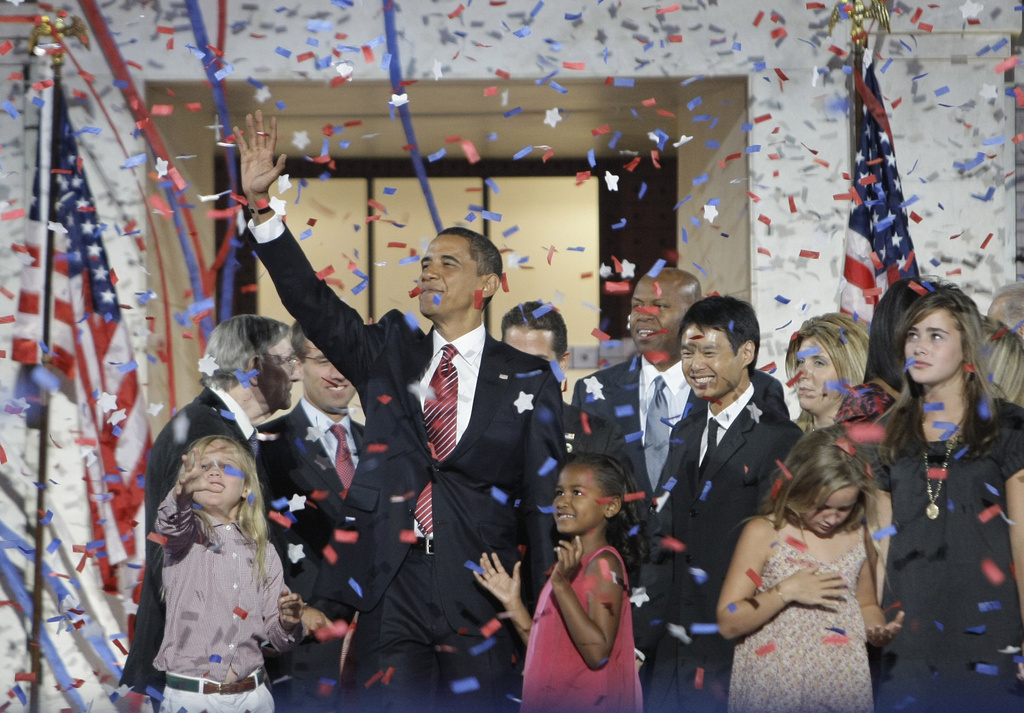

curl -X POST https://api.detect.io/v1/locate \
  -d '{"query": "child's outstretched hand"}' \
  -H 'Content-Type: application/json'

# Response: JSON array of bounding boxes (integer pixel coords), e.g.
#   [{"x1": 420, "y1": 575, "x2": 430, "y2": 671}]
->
[
  {"x1": 866, "y1": 610, "x2": 905, "y2": 647},
  {"x1": 474, "y1": 552, "x2": 521, "y2": 609},
  {"x1": 278, "y1": 590, "x2": 304, "y2": 631},
  {"x1": 175, "y1": 448, "x2": 215, "y2": 500},
  {"x1": 553, "y1": 536, "x2": 584, "y2": 582},
  {"x1": 777, "y1": 566, "x2": 847, "y2": 610}
]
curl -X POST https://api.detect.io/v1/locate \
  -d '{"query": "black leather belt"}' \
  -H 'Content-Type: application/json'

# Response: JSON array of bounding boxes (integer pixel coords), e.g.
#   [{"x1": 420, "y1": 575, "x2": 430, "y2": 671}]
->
[{"x1": 409, "y1": 536, "x2": 434, "y2": 554}]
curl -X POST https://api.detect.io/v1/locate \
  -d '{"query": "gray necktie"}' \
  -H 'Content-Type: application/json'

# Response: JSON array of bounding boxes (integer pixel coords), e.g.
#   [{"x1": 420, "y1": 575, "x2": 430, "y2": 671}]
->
[{"x1": 644, "y1": 376, "x2": 670, "y2": 491}]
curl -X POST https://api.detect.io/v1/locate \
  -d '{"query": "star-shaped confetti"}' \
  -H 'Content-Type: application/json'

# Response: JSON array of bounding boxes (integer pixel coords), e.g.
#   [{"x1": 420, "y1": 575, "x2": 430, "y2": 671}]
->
[
  {"x1": 979, "y1": 84, "x2": 998, "y2": 100},
  {"x1": 269, "y1": 196, "x2": 288, "y2": 215},
  {"x1": 629, "y1": 587, "x2": 650, "y2": 607},
  {"x1": 155, "y1": 157, "x2": 168, "y2": 177},
  {"x1": 108, "y1": 409, "x2": 128, "y2": 426},
  {"x1": 198, "y1": 354, "x2": 219, "y2": 376},
  {"x1": 254, "y1": 85, "x2": 272, "y2": 104},
  {"x1": 287, "y1": 543, "x2": 305, "y2": 564},
  {"x1": 432, "y1": 59, "x2": 443, "y2": 81},
  {"x1": 80, "y1": 446, "x2": 97, "y2": 467},
  {"x1": 747, "y1": 402, "x2": 762, "y2": 424},
  {"x1": 604, "y1": 171, "x2": 619, "y2": 191},
  {"x1": 336, "y1": 61, "x2": 354, "y2": 79},
  {"x1": 959, "y1": 0, "x2": 983, "y2": 19},
  {"x1": 288, "y1": 493, "x2": 307, "y2": 512},
  {"x1": 390, "y1": 93, "x2": 409, "y2": 107},
  {"x1": 703, "y1": 203, "x2": 719, "y2": 223},
  {"x1": 620, "y1": 259, "x2": 636, "y2": 279},
  {"x1": 513, "y1": 391, "x2": 534, "y2": 413},
  {"x1": 147, "y1": 402, "x2": 165, "y2": 417},
  {"x1": 598, "y1": 263, "x2": 613, "y2": 279},
  {"x1": 276, "y1": 174, "x2": 292, "y2": 194},
  {"x1": 292, "y1": 131, "x2": 310, "y2": 151},
  {"x1": 306, "y1": 425, "x2": 326, "y2": 442},
  {"x1": 544, "y1": 108, "x2": 562, "y2": 128},
  {"x1": 96, "y1": 391, "x2": 118, "y2": 412},
  {"x1": 583, "y1": 376, "x2": 605, "y2": 401}
]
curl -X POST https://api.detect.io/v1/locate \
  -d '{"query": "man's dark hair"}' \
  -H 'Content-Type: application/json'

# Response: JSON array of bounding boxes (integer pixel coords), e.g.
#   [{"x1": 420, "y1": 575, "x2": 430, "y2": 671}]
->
[
  {"x1": 499, "y1": 300, "x2": 568, "y2": 357},
  {"x1": 437, "y1": 227, "x2": 502, "y2": 309},
  {"x1": 681, "y1": 295, "x2": 760, "y2": 375}
]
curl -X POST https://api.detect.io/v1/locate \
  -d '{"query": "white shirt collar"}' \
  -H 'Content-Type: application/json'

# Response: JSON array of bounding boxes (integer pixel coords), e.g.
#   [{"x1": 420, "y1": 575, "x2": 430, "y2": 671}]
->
[
  {"x1": 209, "y1": 387, "x2": 255, "y2": 438},
  {"x1": 299, "y1": 397, "x2": 350, "y2": 434},
  {"x1": 640, "y1": 356, "x2": 687, "y2": 396},
  {"x1": 707, "y1": 381, "x2": 755, "y2": 432},
  {"x1": 432, "y1": 323, "x2": 486, "y2": 365}
]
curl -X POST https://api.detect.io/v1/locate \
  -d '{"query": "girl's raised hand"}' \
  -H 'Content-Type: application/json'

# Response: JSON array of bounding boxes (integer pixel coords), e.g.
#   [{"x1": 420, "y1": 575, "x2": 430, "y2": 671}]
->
[
  {"x1": 777, "y1": 566, "x2": 848, "y2": 610},
  {"x1": 866, "y1": 610, "x2": 905, "y2": 647},
  {"x1": 474, "y1": 552, "x2": 521, "y2": 608},
  {"x1": 278, "y1": 590, "x2": 304, "y2": 631},
  {"x1": 176, "y1": 448, "x2": 211, "y2": 498},
  {"x1": 554, "y1": 536, "x2": 584, "y2": 582}
]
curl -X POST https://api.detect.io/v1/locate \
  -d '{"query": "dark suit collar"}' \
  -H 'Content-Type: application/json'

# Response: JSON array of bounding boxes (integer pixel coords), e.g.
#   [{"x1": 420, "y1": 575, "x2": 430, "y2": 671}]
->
[
  {"x1": 445, "y1": 334, "x2": 519, "y2": 462},
  {"x1": 690, "y1": 405, "x2": 758, "y2": 506},
  {"x1": 283, "y1": 404, "x2": 345, "y2": 497}
]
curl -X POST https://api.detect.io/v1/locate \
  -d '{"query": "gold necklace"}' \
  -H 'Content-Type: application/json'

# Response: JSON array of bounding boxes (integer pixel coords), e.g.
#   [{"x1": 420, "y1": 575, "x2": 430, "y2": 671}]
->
[{"x1": 923, "y1": 437, "x2": 957, "y2": 520}]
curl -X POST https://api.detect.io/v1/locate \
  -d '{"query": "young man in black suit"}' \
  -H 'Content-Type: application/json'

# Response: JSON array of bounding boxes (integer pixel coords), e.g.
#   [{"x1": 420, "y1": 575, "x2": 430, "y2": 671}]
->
[
  {"x1": 235, "y1": 111, "x2": 565, "y2": 711},
  {"x1": 500, "y1": 301, "x2": 628, "y2": 461},
  {"x1": 260, "y1": 322, "x2": 365, "y2": 710},
  {"x1": 646, "y1": 296, "x2": 802, "y2": 713},
  {"x1": 121, "y1": 315, "x2": 301, "y2": 695}
]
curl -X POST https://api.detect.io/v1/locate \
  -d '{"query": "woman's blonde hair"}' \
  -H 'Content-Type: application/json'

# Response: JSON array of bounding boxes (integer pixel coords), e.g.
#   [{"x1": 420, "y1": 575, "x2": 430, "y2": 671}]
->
[
  {"x1": 981, "y1": 316, "x2": 1024, "y2": 407},
  {"x1": 785, "y1": 313, "x2": 869, "y2": 432},
  {"x1": 181, "y1": 435, "x2": 271, "y2": 585},
  {"x1": 763, "y1": 426, "x2": 876, "y2": 534}
]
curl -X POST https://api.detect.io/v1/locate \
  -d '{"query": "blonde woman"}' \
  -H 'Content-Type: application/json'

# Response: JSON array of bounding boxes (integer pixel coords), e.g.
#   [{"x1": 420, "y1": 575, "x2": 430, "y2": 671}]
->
[
  {"x1": 785, "y1": 314, "x2": 869, "y2": 431},
  {"x1": 982, "y1": 315, "x2": 1024, "y2": 406}
]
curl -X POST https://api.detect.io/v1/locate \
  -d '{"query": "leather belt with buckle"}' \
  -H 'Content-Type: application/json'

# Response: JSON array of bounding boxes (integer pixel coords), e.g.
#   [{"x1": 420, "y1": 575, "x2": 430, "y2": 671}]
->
[
  {"x1": 410, "y1": 536, "x2": 434, "y2": 554},
  {"x1": 165, "y1": 668, "x2": 264, "y2": 695}
]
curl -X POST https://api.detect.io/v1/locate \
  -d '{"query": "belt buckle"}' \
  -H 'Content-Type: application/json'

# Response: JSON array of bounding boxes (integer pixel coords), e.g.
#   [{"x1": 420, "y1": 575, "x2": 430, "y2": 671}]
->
[{"x1": 424, "y1": 537, "x2": 433, "y2": 555}]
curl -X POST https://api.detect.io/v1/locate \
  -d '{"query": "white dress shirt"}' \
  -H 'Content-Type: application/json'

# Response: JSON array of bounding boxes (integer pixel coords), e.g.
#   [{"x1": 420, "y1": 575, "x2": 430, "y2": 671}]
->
[
  {"x1": 209, "y1": 387, "x2": 256, "y2": 440},
  {"x1": 699, "y1": 382, "x2": 755, "y2": 464},
  {"x1": 638, "y1": 358, "x2": 691, "y2": 445},
  {"x1": 418, "y1": 324, "x2": 486, "y2": 443},
  {"x1": 299, "y1": 398, "x2": 359, "y2": 468}
]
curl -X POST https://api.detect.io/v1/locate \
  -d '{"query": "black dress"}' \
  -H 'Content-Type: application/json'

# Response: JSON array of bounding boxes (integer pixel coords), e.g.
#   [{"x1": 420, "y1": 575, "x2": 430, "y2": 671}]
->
[{"x1": 877, "y1": 402, "x2": 1024, "y2": 712}]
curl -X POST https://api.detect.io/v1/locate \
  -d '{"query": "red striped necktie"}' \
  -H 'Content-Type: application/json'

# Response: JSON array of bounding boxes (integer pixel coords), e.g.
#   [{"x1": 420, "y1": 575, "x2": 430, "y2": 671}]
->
[{"x1": 417, "y1": 344, "x2": 459, "y2": 535}]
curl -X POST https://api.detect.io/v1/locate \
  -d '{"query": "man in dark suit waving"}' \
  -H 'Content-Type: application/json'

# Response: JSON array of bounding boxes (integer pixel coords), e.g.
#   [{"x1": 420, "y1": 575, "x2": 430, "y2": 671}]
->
[
  {"x1": 647, "y1": 296, "x2": 802, "y2": 712},
  {"x1": 261, "y1": 321, "x2": 364, "y2": 709},
  {"x1": 235, "y1": 111, "x2": 564, "y2": 711}
]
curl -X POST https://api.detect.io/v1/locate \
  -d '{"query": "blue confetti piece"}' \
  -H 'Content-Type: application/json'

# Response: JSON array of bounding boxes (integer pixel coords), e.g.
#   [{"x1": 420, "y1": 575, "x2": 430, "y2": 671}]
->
[
  {"x1": 469, "y1": 638, "x2": 496, "y2": 656},
  {"x1": 145, "y1": 686, "x2": 164, "y2": 702},
  {"x1": 39, "y1": 510, "x2": 53, "y2": 525},
  {"x1": 975, "y1": 663, "x2": 999, "y2": 676},
  {"x1": 587, "y1": 148, "x2": 596, "y2": 168},
  {"x1": 984, "y1": 482, "x2": 1000, "y2": 497},
  {"x1": 537, "y1": 504, "x2": 556, "y2": 514},
  {"x1": 538, "y1": 457, "x2": 558, "y2": 477},
  {"x1": 451, "y1": 677, "x2": 481, "y2": 694},
  {"x1": 934, "y1": 620, "x2": 944, "y2": 631},
  {"x1": 513, "y1": 146, "x2": 533, "y2": 160},
  {"x1": 481, "y1": 210, "x2": 502, "y2": 222},
  {"x1": 32, "y1": 365, "x2": 61, "y2": 393},
  {"x1": 503, "y1": 107, "x2": 522, "y2": 118},
  {"x1": 922, "y1": 402, "x2": 945, "y2": 412},
  {"x1": 611, "y1": 218, "x2": 627, "y2": 230},
  {"x1": 348, "y1": 578, "x2": 363, "y2": 597},
  {"x1": 491, "y1": 486, "x2": 509, "y2": 505},
  {"x1": 117, "y1": 360, "x2": 139, "y2": 374},
  {"x1": 549, "y1": 360, "x2": 565, "y2": 383},
  {"x1": 209, "y1": 654, "x2": 222, "y2": 663},
  {"x1": 124, "y1": 153, "x2": 147, "y2": 168},
  {"x1": 404, "y1": 311, "x2": 421, "y2": 332},
  {"x1": 873, "y1": 525, "x2": 897, "y2": 541},
  {"x1": 689, "y1": 567, "x2": 708, "y2": 585},
  {"x1": 513, "y1": 27, "x2": 531, "y2": 38},
  {"x1": 464, "y1": 560, "x2": 485, "y2": 575},
  {"x1": 699, "y1": 481, "x2": 712, "y2": 501},
  {"x1": 727, "y1": 603, "x2": 737, "y2": 613},
  {"x1": 977, "y1": 600, "x2": 1001, "y2": 612},
  {"x1": 275, "y1": 46, "x2": 292, "y2": 58},
  {"x1": 796, "y1": 346, "x2": 821, "y2": 359},
  {"x1": 271, "y1": 496, "x2": 290, "y2": 511},
  {"x1": 690, "y1": 623, "x2": 718, "y2": 635},
  {"x1": 46, "y1": 539, "x2": 61, "y2": 554},
  {"x1": 964, "y1": 625, "x2": 986, "y2": 635},
  {"x1": 647, "y1": 259, "x2": 667, "y2": 278},
  {"x1": 614, "y1": 405, "x2": 636, "y2": 418},
  {"x1": 428, "y1": 148, "x2": 446, "y2": 162},
  {"x1": 775, "y1": 295, "x2": 791, "y2": 305}
]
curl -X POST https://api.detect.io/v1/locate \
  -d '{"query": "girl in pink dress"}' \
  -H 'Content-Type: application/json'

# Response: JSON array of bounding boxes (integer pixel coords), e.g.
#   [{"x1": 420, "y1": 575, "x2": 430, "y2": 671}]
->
[
  {"x1": 716, "y1": 426, "x2": 904, "y2": 713},
  {"x1": 475, "y1": 453, "x2": 647, "y2": 713}
]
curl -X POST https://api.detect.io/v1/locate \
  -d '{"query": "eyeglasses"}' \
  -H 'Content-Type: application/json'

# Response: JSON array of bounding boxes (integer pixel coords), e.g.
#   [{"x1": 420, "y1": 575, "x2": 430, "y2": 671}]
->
[{"x1": 263, "y1": 353, "x2": 300, "y2": 368}]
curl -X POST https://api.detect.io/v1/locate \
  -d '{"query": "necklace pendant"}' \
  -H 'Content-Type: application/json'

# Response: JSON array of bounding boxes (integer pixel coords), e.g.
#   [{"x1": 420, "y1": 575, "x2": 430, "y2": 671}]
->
[{"x1": 926, "y1": 502, "x2": 940, "y2": 520}]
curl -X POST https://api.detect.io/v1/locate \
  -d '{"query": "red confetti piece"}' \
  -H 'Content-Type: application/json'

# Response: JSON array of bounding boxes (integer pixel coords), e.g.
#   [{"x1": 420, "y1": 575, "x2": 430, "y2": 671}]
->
[
  {"x1": 623, "y1": 491, "x2": 645, "y2": 502},
  {"x1": 322, "y1": 545, "x2": 337, "y2": 565},
  {"x1": 0, "y1": 41, "x2": 13, "y2": 56},
  {"x1": 364, "y1": 670, "x2": 384, "y2": 689},
  {"x1": 603, "y1": 281, "x2": 631, "y2": 295},
  {"x1": 771, "y1": 478, "x2": 782, "y2": 499},
  {"x1": 334, "y1": 530, "x2": 359, "y2": 544},
  {"x1": 660, "y1": 536, "x2": 686, "y2": 552},
  {"x1": 798, "y1": 250, "x2": 819, "y2": 259},
  {"x1": 13, "y1": 674, "x2": 35, "y2": 683},
  {"x1": 483, "y1": 86, "x2": 497, "y2": 96},
  {"x1": 770, "y1": 27, "x2": 787, "y2": 39},
  {"x1": 448, "y1": 3, "x2": 465, "y2": 19},
  {"x1": 146, "y1": 532, "x2": 167, "y2": 547},
  {"x1": 563, "y1": 61, "x2": 585, "y2": 70},
  {"x1": 755, "y1": 642, "x2": 776, "y2": 656},
  {"x1": 480, "y1": 618, "x2": 502, "y2": 638},
  {"x1": 784, "y1": 535, "x2": 807, "y2": 552},
  {"x1": 495, "y1": 69, "x2": 510, "y2": 80},
  {"x1": 656, "y1": 3, "x2": 681, "y2": 13},
  {"x1": 377, "y1": 394, "x2": 393, "y2": 404},
  {"x1": 981, "y1": 558, "x2": 1005, "y2": 586},
  {"x1": 112, "y1": 638, "x2": 128, "y2": 656},
  {"x1": 823, "y1": 634, "x2": 850, "y2": 645},
  {"x1": 591, "y1": 328, "x2": 610, "y2": 342},
  {"x1": 694, "y1": 667, "x2": 704, "y2": 690},
  {"x1": 756, "y1": 247, "x2": 772, "y2": 257},
  {"x1": 399, "y1": 530, "x2": 418, "y2": 544},
  {"x1": 268, "y1": 511, "x2": 293, "y2": 529},
  {"x1": 314, "y1": 619, "x2": 350, "y2": 642},
  {"x1": 981, "y1": 233, "x2": 994, "y2": 249},
  {"x1": 753, "y1": 11, "x2": 764, "y2": 26},
  {"x1": 591, "y1": 124, "x2": 610, "y2": 137},
  {"x1": 788, "y1": 195, "x2": 797, "y2": 213},
  {"x1": 978, "y1": 504, "x2": 1002, "y2": 524},
  {"x1": 500, "y1": 273, "x2": 509, "y2": 293},
  {"x1": 366, "y1": 443, "x2": 389, "y2": 454},
  {"x1": 668, "y1": 34, "x2": 682, "y2": 42},
  {"x1": 745, "y1": 568, "x2": 764, "y2": 588},
  {"x1": 232, "y1": 606, "x2": 248, "y2": 620},
  {"x1": 785, "y1": 370, "x2": 802, "y2": 388},
  {"x1": 834, "y1": 437, "x2": 855, "y2": 455},
  {"x1": 757, "y1": 214, "x2": 771, "y2": 226},
  {"x1": 461, "y1": 140, "x2": 480, "y2": 164},
  {"x1": 474, "y1": 289, "x2": 483, "y2": 310},
  {"x1": 575, "y1": 171, "x2": 591, "y2": 184}
]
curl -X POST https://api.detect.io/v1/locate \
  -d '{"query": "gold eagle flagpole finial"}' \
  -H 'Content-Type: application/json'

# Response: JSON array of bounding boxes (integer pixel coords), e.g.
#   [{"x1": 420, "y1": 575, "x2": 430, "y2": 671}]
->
[
  {"x1": 829, "y1": 0, "x2": 891, "y2": 48},
  {"x1": 28, "y1": 13, "x2": 89, "y2": 65}
]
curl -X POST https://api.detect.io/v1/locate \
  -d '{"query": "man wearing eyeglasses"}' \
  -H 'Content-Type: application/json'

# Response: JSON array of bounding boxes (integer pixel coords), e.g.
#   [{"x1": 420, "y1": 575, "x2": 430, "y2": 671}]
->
[{"x1": 121, "y1": 314, "x2": 302, "y2": 697}]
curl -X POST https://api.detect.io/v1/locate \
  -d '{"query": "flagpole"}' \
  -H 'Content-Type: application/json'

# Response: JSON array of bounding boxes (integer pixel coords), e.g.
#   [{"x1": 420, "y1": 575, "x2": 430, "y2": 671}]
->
[
  {"x1": 829, "y1": 1, "x2": 891, "y2": 193},
  {"x1": 26, "y1": 16, "x2": 88, "y2": 713}
]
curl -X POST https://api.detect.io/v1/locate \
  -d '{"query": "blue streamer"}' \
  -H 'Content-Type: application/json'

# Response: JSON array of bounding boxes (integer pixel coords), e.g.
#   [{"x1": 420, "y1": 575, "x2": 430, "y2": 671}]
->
[
  {"x1": 382, "y1": 1, "x2": 443, "y2": 233},
  {"x1": 185, "y1": 0, "x2": 242, "y2": 323}
]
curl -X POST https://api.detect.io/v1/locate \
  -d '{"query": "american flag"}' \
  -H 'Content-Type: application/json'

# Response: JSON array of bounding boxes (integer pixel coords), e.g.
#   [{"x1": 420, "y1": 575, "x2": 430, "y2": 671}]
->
[
  {"x1": 840, "y1": 60, "x2": 919, "y2": 321},
  {"x1": 13, "y1": 92, "x2": 149, "y2": 592}
]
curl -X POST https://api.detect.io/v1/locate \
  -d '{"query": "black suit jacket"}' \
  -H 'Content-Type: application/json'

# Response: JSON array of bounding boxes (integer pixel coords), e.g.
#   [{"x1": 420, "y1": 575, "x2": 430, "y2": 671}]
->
[
  {"x1": 253, "y1": 227, "x2": 565, "y2": 631},
  {"x1": 260, "y1": 405, "x2": 364, "y2": 618},
  {"x1": 562, "y1": 401, "x2": 629, "y2": 462},
  {"x1": 121, "y1": 388, "x2": 261, "y2": 692},
  {"x1": 656, "y1": 391, "x2": 802, "y2": 668}
]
